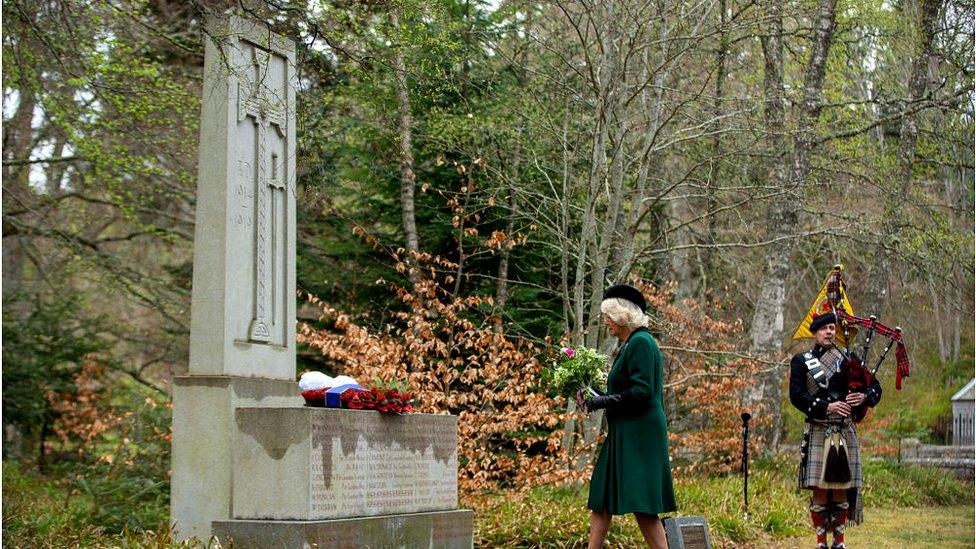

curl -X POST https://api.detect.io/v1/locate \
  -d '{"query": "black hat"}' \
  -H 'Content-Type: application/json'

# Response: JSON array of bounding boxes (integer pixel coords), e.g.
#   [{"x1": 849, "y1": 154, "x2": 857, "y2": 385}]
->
[
  {"x1": 809, "y1": 312, "x2": 836, "y2": 333},
  {"x1": 603, "y1": 284, "x2": 647, "y2": 313}
]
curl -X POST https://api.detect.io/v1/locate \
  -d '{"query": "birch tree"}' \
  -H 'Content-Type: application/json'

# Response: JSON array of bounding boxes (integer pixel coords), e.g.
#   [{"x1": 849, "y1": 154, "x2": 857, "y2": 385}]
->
[{"x1": 747, "y1": 0, "x2": 839, "y2": 450}]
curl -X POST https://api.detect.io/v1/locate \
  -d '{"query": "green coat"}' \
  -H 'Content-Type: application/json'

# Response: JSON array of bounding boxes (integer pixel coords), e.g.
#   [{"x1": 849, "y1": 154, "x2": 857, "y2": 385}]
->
[{"x1": 587, "y1": 328, "x2": 677, "y2": 516}]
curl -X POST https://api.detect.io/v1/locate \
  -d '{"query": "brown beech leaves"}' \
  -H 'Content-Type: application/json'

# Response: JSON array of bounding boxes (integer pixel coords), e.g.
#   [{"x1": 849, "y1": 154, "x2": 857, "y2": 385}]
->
[
  {"x1": 299, "y1": 252, "x2": 566, "y2": 491},
  {"x1": 299, "y1": 249, "x2": 773, "y2": 490}
]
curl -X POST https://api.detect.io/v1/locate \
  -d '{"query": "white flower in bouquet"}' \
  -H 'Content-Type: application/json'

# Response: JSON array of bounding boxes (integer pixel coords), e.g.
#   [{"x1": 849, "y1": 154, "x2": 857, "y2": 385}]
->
[
  {"x1": 596, "y1": 369, "x2": 609, "y2": 385},
  {"x1": 551, "y1": 345, "x2": 609, "y2": 398}
]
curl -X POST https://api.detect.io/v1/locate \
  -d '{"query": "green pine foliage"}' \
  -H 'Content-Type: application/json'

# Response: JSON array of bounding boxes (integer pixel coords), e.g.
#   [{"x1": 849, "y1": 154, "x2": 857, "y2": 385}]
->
[{"x1": 2, "y1": 289, "x2": 109, "y2": 441}]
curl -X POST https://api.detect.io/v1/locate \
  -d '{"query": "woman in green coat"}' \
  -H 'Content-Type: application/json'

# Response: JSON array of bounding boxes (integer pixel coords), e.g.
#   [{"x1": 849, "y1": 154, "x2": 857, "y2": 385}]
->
[{"x1": 577, "y1": 284, "x2": 676, "y2": 549}]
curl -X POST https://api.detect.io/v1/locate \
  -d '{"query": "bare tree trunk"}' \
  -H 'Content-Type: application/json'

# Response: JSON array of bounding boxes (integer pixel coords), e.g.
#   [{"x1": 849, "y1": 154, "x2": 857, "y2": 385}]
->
[
  {"x1": 863, "y1": 0, "x2": 941, "y2": 314},
  {"x1": 495, "y1": 0, "x2": 533, "y2": 333},
  {"x1": 952, "y1": 267, "x2": 961, "y2": 361},
  {"x1": 749, "y1": 0, "x2": 787, "y2": 360},
  {"x1": 570, "y1": 4, "x2": 617, "y2": 345},
  {"x1": 558, "y1": 101, "x2": 578, "y2": 467},
  {"x1": 559, "y1": 98, "x2": 573, "y2": 335},
  {"x1": 1, "y1": 82, "x2": 37, "y2": 463},
  {"x1": 391, "y1": 8, "x2": 420, "y2": 275},
  {"x1": 700, "y1": 0, "x2": 728, "y2": 299},
  {"x1": 493, "y1": 184, "x2": 517, "y2": 331},
  {"x1": 45, "y1": 134, "x2": 68, "y2": 196},
  {"x1": 571, "y1": 137, "x2": 606, "y2": 343},
  {"x1": 451, "y1": 175, "x2": 473, "y2": 297},
  {"x1": 615, "y1": 14, "x2": 672, "y2": 282},
  {"x1": 670, "y1": 194, "x2": 696, "y2": 300},
  {"x1": 570, "y1": 2, "x2": 623, "y2": 473},
  {"x1": 573, "y1": 118, "x2": 628, "y2": 473},
  {"x1": 3, "y1": 83, "x2": 38, "y2": 301},
  {"x1": 748, "y1": 0, "x2": 838, "y2": 451},
  {"x1": 586, "y1": 119, "x2": 627, "y2": 349},
  {"x1": 927, "y1": 274, "x2": 948, "y2": 364}
]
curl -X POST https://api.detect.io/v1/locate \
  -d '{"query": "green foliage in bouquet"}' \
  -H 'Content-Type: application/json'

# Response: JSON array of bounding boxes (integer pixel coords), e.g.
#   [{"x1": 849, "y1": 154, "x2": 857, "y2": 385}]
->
[{"x1": 551, "y1": 346, "x2": 609, "y2": 398}]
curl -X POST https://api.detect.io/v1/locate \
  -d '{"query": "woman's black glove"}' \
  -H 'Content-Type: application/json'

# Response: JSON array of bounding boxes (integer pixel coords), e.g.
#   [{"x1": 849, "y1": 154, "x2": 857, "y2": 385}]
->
[
  {"x1": 579, "y1": 387, "x2": 649, "y2": 415},
  {"x1": 585, "y1": 393, "x2": 621, "y2": 412},
  {"x1": 575, "y1": 387, "x2": 605, "y2": 412}
]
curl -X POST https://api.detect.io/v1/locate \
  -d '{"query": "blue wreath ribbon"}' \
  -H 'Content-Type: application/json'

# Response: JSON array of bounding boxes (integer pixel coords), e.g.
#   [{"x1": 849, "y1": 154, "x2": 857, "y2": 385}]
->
[{"x1": 325, "y1": 384, "x2": 366, "y2": 408}]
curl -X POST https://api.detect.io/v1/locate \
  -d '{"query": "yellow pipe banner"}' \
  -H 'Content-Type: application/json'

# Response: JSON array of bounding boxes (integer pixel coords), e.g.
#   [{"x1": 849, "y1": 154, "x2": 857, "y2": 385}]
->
[{"x1": 792, "y1": 267, "x2": 857, "y2": 347}]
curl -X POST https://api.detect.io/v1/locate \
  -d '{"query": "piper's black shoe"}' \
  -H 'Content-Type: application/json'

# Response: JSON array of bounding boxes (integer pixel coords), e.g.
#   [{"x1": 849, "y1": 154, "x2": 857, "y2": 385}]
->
[{"x1": 831, "y1": 543, "x2": 847, "y2": 549}]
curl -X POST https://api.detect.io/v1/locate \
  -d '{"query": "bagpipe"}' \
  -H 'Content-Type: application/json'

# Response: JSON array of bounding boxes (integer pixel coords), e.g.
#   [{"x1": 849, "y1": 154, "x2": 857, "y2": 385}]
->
[{"x1": 794, "y1": 265, "x2": 912, "y2": 422}]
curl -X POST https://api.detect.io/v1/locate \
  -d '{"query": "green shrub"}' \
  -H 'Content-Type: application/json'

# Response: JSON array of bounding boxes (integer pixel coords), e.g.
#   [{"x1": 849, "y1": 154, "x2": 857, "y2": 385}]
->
[
  {"x1": 2, "y1": 289, "x2": 110, "y2": 448},
  {"x1": 3, "y1": 461, "x2": 214, "y2": 548},
  {"x1": 3, "y1": 372, "x2": 173, "y2": 545}
]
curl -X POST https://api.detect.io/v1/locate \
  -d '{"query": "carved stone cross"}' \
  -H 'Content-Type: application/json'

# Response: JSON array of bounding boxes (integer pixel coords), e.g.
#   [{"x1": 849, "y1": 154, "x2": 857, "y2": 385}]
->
[{"x1": 238, "y1": 48, "x2": 287, "y2": 343}]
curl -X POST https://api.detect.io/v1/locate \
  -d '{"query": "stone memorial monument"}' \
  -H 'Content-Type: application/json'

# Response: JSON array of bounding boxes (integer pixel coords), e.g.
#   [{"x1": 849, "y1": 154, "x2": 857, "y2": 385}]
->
[
  {"x1": 170, "y1": 14, "x2": 300, "y2": 541},
  {"x1": 172, "y1": 15, "x2": 473, "y2": 547}
]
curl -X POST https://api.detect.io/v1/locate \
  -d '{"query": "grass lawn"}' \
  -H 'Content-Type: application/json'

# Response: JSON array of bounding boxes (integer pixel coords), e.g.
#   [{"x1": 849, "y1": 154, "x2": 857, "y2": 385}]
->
[
  {"x1": 471, "y1": 456, "x2": 974, "y2": 548},
  {"x1": 473, "y1": 497, "x2": 974, "y2": 548},
  {"x1": 4, "y1": 456, "x2": 972, "y2": 547},
  {"x1": 771, "y1": 505, "x2": 975, "y2": 549}
]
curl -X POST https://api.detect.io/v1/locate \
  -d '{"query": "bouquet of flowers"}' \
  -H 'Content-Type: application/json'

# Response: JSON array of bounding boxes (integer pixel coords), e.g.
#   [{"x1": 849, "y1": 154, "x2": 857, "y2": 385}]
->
[{"x1": 551, "y1": 345, "x2": 609, "y2": 398}]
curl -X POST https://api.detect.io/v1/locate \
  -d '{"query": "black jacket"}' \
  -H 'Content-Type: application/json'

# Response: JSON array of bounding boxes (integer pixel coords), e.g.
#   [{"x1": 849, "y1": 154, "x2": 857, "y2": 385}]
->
[{"x1": 789, "y1": 345, "x2": 882, "y2": 420}]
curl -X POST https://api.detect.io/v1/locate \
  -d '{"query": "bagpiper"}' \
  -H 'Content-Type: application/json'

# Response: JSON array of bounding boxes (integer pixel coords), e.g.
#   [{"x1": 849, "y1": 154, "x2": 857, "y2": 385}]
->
[{"x1": 790, "y1": 265, "x2": 911, "y2": 549}]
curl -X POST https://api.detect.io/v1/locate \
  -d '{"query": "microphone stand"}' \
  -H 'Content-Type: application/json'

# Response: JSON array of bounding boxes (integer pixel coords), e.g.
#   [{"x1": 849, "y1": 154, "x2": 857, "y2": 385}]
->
[{"x1": 741, "y1": 412, "x2": 752, "y2": 520}]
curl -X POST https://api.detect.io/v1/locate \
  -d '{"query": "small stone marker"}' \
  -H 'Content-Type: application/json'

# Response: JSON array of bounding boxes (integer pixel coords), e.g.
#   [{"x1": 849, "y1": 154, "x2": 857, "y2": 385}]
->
[
  {"x1": 951, "y1": 378, "x2": 975, "y2": 446},
  {"x1": 664, "y1": 516, "x2": 713, "y2": 549}
]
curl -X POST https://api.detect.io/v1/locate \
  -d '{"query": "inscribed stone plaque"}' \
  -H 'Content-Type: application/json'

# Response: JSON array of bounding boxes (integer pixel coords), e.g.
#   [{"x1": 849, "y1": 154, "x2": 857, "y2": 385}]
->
[
  {"x1": 188, "y1": 15, "x2": 296, "y2": 380},
  {"x1": 232, "y1": 407, "x2": 459, "y2": 520},
  {"x1": 664, "y1": 516, "x2": 713, "y2": 549}
]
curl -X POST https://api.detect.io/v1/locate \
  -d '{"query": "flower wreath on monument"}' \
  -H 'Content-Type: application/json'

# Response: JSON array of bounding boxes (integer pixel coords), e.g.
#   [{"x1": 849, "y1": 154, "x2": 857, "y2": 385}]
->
[{"x1": 298, "y1": 371, "x2": 414, "y2": 414}]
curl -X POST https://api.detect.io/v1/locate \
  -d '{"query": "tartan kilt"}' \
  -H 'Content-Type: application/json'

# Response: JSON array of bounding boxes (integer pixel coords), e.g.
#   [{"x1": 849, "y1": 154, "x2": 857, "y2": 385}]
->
[{"x1": 798, "y1": 420, "x2": 862, "y2": 490}]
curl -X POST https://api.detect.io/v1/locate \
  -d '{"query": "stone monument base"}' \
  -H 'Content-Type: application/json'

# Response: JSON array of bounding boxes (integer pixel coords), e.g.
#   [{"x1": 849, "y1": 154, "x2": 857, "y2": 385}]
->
[
  {"x1": 212, "y1": 509, "x2": 474, "y2": 548},
  {"x1": 171, "y1": 376, "x2": 300, "y2": 541}
]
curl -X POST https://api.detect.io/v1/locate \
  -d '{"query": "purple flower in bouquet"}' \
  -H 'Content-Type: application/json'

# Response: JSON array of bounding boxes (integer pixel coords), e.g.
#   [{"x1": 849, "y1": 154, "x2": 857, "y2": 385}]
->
[{"x1": 561, "y1": 346, "x2": 576, "y2": 358}]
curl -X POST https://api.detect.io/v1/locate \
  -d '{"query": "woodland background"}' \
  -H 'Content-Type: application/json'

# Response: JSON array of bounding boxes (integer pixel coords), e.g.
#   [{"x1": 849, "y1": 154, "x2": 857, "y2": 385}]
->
[{"x1": 2, "y1": 0, "x2": 974, "y2": 543}]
